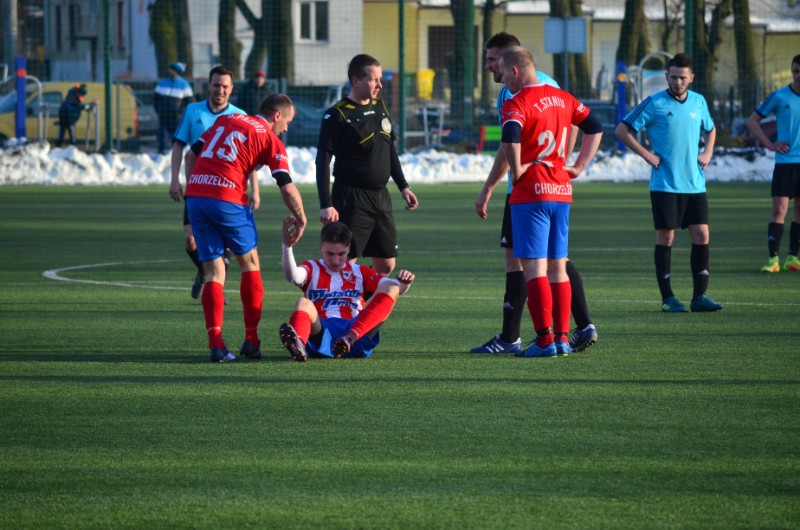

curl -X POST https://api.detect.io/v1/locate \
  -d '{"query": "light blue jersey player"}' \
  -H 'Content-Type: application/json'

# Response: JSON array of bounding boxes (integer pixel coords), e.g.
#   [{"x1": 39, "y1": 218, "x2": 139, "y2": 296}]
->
[
  {"x1": 615, "y1": 53, "x2": 722, "y2": 314},
  {"x1": 167, "y1": 65, "x2": 248, "y2": 300},
  {"x1": 622, "y1": 89, "x2": 714, "y2": 193},
  {"x1": 746, "y1": 54, "x2": 800, "y2": 272},
  {"x1": 173, "y1": 99, "x2": 245, "y2": 148}
]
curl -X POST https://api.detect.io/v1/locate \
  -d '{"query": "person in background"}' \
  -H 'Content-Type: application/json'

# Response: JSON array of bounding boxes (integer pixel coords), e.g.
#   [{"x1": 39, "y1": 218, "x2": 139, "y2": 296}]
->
[
  {"x1": 615, "y1": 53, "x2": 723, "y2": 313},
  {"x1": 56, "y1": 83, "x2": 92, "y2": 147},
  {"x1": 154, "y1": 62, "x2": 194, "y2": 154},
  {"x1": 746, "y1": 54, "x2": 800, "y2": 273},
  {"x1": 184, "y1": 94, "x2": 306, "y2": 362},
  {"x1": 237, "y1": 70, "x2": 271, "y2": 116}
]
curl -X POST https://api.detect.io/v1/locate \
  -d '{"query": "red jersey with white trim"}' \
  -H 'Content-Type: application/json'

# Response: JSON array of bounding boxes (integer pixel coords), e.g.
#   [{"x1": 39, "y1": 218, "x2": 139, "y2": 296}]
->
[
  {"x1": 297, "y1": 259, "x2": 384, "y2": 320},
  {"x1": 184, "y1": 113, "x2": 290, "y2": 206},
  {"x1": 501, "y1": 84, "x2": 590, "y2": 204}
]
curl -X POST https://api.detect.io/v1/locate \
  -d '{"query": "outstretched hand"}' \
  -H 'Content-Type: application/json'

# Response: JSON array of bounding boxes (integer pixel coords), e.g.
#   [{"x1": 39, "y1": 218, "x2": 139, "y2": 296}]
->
[{"x1": 282, "y1": 216, "x2": 304, "y2": 247}]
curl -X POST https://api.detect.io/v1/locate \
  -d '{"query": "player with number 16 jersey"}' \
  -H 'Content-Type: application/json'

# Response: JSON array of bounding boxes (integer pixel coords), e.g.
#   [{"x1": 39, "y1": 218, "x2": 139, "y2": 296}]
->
[{"x1": 501, "y1": 84, "x2": 591, "y2": 204}]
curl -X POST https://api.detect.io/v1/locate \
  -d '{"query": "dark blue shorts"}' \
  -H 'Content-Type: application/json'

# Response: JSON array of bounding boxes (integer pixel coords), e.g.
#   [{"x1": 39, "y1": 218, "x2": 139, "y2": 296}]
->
[{"x1": 186, "y1": 197, "x2": 258, "y2": 262}]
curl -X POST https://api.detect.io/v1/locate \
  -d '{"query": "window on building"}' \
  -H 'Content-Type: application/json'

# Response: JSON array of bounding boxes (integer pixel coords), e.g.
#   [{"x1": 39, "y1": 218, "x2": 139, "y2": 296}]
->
[{"x1": 299, "y1": 1, "x2": 328, "y2": 42}]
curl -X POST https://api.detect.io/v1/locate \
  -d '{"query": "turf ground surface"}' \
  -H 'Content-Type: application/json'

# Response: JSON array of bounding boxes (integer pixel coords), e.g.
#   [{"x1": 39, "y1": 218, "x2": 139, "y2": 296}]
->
[{"x1": 1, "y1": 183, "x2": 798, "y2": 529}]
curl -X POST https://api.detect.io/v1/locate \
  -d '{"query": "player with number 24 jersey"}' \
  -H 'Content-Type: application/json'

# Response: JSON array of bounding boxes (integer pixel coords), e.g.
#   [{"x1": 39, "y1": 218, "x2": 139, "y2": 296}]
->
[{"x1": 501, "y1": 84, "x2": 591, "y2": 204}]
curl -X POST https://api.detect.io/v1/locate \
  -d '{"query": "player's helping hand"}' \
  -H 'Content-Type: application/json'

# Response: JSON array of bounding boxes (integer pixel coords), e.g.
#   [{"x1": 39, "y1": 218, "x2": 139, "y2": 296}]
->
[
  {"x1": 402, "y1": 188, "x2": 419, "y2": 211},
  {"x1": 169, "y1": 182, "x2": 183, "y2": 202},
  {"x1": 395, "y1": 269, "x2": 415, "y2": 285},
  {"x1": 282, "y1": 216, "x2": 304, "y2": 247},
  {"x1": 320, "y1": 207, "x2": 339, "y2": 224}
]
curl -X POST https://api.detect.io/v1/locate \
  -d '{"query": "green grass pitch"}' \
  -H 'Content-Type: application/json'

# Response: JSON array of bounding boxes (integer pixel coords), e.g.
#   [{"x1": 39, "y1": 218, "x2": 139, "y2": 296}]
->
[{"x1": 0, "y1": 182, "x2": 798, "y2": 529}]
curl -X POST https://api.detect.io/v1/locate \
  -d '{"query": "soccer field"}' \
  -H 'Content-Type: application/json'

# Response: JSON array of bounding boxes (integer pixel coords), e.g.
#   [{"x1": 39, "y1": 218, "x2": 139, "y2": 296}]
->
[{"x1": 1, "y1": 183, "x2": 798, "y2": 529}]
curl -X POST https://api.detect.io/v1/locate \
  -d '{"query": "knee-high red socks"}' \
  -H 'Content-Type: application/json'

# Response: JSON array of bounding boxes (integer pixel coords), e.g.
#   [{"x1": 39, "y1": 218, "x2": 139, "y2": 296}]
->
[
  {"x1": 551, "y1": 280, "x2": 572, "y2": 343},
  {"x1": 526, "y1": 277, "x2": 571, "y2": 346},
  {"x1": 289, "y1": 310, "x2": 312, "y2": 342},
  {"x1": 349, "y1": 293, "x2": 396, "y2": 340},
  {"x1": 240, "y1": 270, "x2": 263, "y2": 344},
  {"x1": 201, "y1": 281, "x2": 225, "y2": 349}
]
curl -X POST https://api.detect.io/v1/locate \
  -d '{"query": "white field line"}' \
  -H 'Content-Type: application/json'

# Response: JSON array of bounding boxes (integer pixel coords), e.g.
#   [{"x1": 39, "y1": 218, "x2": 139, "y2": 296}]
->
[{"x1": 41, "y1": 260, "x2": 800, "y2": 307}]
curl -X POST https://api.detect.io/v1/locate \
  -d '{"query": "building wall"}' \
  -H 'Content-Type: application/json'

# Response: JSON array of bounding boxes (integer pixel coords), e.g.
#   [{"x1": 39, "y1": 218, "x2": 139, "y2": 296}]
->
[
  {"x1": 363, "y1": 1, "x2": 418, "y2": 76},
  {"x1": 44, "y1": 0, "x2": 359, "y2": 85},
  {"x1": 293, "y1": 0, "x2": 363, "y2": 85}
]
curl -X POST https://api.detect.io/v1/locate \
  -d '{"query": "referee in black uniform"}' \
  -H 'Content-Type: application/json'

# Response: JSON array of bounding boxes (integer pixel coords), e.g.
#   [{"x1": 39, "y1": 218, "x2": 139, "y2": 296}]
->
[{"x1": 315, "y1": 53, "x2": 419, "y2": 275}]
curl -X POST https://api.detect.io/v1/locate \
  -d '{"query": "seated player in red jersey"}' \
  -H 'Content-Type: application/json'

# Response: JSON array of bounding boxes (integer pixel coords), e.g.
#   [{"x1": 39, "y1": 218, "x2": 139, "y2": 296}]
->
[{"x1": 279, "y1": 220, "x2": 415, "y2": 361}]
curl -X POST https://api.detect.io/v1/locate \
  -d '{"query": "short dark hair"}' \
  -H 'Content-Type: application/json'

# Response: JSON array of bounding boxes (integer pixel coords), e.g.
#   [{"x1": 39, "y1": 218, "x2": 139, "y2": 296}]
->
[
  {"x1": 258, "y1": 93, "x2": 294, "y2": 118},
  {"x1": 792, "y1": 54, "x2": 800, "y2": 67},
  {"x1": 321, "y1": 222, "x2": 353, "y2": 246},
  {"x1": 208, "y1": 65, "x2": 234, "y2": 83},
  {"x1": 485, "y1": 32, "x2": 520, "y2": 50},
  {"x1": 667, "y1": 53, "x2": 694, "y2": 71},
  {"x1": 348, "y1": 54, "x2": 381, "y2": 82}
]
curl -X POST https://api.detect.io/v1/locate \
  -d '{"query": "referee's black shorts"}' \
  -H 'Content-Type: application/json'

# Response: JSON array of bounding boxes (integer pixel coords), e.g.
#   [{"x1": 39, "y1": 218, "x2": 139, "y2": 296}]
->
[{"x1": 332, "y1": 183, "x2": 398, "y2": 260}]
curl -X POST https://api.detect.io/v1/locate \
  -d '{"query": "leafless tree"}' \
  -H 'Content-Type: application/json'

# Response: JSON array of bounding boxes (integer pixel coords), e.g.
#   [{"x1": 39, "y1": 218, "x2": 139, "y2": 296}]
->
[
  {"x1": 219, "y1": 0, "x2": 243, "y2": 78},
  {"x1": 149, "y1": 0, "x2": 193, "y2": 77}
]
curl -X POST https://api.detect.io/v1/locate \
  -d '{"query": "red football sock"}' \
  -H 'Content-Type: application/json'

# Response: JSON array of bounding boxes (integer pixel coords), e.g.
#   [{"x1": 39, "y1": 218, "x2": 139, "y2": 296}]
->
[
  {"x1": 526, "y1": 276, "x2": 553, "y2": 346},
  {"x1": 201, "y1": 281, "x2": 226, "y2": 349},
  {"x1": 551, "y1": 280, "x2": 572, "y2": 341},
  {"x1": 240, "y1": 270, "x2": 264, "y2": 343},
  {"x1": 289, "y1": 310, "x2": 312, "y2": 342},
  {"x1": 349, "y1": 292, "x2": 396, "y2": 340}
]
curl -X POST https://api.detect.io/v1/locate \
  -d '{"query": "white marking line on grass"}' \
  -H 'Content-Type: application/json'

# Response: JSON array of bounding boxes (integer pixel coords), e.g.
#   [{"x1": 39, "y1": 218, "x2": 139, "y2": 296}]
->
[
  {"x1": 43, "y1": 260, "x2": 185, "y2": 291},
  {"x1": 43, "y1": 261, "x2": 800, "y2": 308}
]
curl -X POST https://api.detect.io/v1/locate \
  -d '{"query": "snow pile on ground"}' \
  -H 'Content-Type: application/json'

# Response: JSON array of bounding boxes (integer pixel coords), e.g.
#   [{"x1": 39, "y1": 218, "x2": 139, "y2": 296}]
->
[{"x1": 0, "y1": 142, "x2": 774, "y2": 186}]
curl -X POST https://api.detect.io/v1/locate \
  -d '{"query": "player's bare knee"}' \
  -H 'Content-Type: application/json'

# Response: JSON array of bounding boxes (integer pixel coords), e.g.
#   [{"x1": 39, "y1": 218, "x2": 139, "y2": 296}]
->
[
  {"x1": 295, "y1": 297, "x2": 315, "y2": 312},
  {"x1": 377, "y1": 283, "x2": 400, "y2": 300}
]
